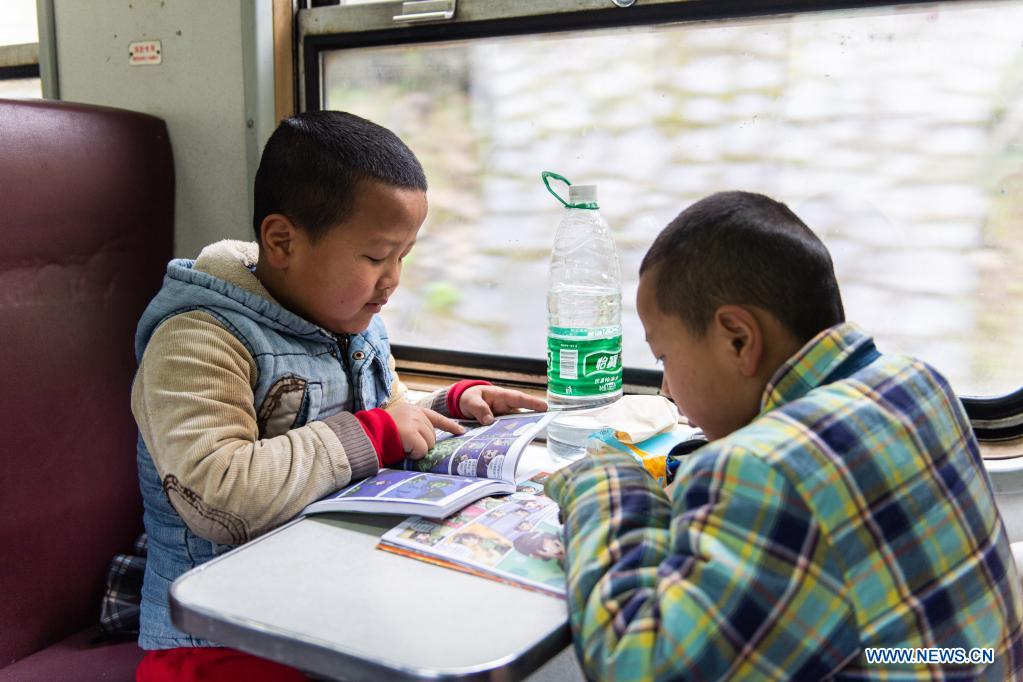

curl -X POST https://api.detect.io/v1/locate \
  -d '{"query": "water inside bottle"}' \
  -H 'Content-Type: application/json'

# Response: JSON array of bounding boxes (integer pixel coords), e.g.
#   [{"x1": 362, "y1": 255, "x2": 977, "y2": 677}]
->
[
  {"x1": 545, "y1": 406, "x2": 609, "y2": 462},
  {"x1": 547, "y1": 284, "x2": 621, "y2": 329}
]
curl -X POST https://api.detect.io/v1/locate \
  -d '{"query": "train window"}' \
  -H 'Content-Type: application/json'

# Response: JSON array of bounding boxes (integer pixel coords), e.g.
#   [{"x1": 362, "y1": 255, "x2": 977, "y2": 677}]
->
[
  {"x1": 0, "y1": 0, "x2": 37, "y2": 46},
  {"x1": 302, "y1": 0, "x2": 1022, "y2": 409},
  {"x1": 0, "y1": 0, "x2": 40, "y2": 98},
  {"x1": 0, "y1": 76, "x2": 40, "y2": 98}
]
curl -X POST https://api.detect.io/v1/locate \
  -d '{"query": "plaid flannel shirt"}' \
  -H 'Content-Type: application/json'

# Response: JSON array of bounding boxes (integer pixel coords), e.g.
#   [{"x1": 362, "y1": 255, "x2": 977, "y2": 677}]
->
[
  {"x1": 546, "y1": 323, "x2": 1023, "y2": 681},
  {"x1": 99, "y1": 534, "x2": 147, "y2": 636}
]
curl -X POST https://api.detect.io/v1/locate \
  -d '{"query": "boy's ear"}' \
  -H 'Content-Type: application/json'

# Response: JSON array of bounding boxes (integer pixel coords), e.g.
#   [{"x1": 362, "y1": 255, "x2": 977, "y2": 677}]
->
[
  {"x1": 712, "y1": 305, "x2": 763, "y2": 377},
  {"x1": 260, "y1": 213, "x2": 298, "y2": 269}
]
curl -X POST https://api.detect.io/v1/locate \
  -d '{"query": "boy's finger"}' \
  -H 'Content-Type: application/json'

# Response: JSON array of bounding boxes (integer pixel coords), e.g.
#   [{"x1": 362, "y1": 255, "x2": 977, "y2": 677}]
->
[
  {"x1": 418, "y1": 416, "x2": 437, "y2": 450},
  {"x1": 470, "y1": 401, "x2": 495, "y2": 425},
  {"x1": 499, "y1": 390, "x2": 548, "y2": 413},
  {"x1": 423, "y1": 408, "x2": 465, "y2": 435},
  {"x1": 406, "y1": 431, "x2": 430, "y2": 459},
  {"x1": 460, "y1": 393, "x2": 493, "y2": 424}
]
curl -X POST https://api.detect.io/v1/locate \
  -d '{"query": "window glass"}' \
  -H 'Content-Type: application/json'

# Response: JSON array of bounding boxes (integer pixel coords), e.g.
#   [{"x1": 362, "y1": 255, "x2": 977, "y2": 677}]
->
[
  {"x1": 322, "y1": 1, "x2": 1023, "y2": 396},
  {"x1": 0, "y1": 77, "x2": 41, "y2": 98},
  {"x1": 0, "y1": 0, "x2": 38, "y2": 46}
]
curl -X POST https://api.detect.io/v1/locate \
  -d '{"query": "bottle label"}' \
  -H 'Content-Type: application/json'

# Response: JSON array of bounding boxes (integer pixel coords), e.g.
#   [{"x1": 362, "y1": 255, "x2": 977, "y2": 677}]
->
[{"x1": 547, "y1": 331, "x2": 623, "y2": 397}]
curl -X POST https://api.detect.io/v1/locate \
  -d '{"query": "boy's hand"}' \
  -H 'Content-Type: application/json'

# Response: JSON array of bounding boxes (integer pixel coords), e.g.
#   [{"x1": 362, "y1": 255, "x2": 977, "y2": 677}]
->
[
  {"x1": 385, "y1": 403, "x2": 464, "y2": 459},
  {"x1": 458, "y1": 386, "x2": 548, "y2": 425}
]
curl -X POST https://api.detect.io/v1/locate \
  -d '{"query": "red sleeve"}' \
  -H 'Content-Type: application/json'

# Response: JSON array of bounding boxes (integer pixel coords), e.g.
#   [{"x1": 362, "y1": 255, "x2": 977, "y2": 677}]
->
[
  {"x1": 353, "y1": 408, "x2": 404, "y2": 467},
  {"x1": 446, "y1": 380, "x2": 492, "y2": 419},
  {"x1": 137, "y1": 648, "x2": 306, "y2": 682}
]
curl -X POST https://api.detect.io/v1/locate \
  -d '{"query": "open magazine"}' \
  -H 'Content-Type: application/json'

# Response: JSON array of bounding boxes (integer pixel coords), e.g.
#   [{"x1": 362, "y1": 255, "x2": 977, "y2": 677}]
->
[
  {"x1": 302, "y1": 412, "x2": 555, "y2": 519},
  {"x1": 378, "y1": 475, "x2": 565, "y2": 597}
]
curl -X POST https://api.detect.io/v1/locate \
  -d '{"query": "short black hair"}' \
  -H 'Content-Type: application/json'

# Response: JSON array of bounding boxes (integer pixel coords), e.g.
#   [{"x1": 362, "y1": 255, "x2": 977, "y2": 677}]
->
[
  {"x1": 252, "y1": 110, "x2": 427, "y2": 242},
  {"x1": 640, "y1": 191, "x2": 845, "y2": 343}
]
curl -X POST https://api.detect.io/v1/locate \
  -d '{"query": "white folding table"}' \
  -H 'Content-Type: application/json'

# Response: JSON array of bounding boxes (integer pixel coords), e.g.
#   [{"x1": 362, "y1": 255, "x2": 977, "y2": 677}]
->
[{"x1": 169, "y1": 443, "x2": 582, "y2": 681}]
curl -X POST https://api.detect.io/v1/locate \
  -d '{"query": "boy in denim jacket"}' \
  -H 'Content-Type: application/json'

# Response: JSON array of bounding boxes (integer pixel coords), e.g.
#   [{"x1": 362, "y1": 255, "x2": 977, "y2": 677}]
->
[
  {"x1": 131, "y1": 111, "x2": 545, "y2": 680},
  {"x1": 546, "y1": 191, "x2": 1022, "y2": 680}
]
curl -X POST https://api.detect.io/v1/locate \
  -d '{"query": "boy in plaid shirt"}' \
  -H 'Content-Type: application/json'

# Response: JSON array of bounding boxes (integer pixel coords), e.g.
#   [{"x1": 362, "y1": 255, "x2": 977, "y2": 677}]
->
[{"x1": 546, "y1": 191, "x2": 1022, "y2": 680}]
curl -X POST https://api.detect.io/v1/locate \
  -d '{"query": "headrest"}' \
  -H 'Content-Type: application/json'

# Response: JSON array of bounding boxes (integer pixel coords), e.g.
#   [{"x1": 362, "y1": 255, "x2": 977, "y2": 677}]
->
[{"x1": 0, "y1": 98, "x2": 174, "y2": 262}]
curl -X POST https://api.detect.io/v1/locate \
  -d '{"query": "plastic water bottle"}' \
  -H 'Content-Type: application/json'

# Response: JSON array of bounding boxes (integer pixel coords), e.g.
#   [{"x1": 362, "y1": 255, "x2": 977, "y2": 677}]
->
[{"x1": 542, "y1": 171, "x2": 623, "y2": 412}]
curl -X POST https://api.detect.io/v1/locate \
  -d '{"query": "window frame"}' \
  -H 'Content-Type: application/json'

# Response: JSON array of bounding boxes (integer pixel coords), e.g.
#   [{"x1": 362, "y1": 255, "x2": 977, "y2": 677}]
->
[
  {"x1": 299, "y1": 0, "x2": 1022, "y2": 433},
  {"x1": 0, "y1": 62, "x2": 39, "y2": 80},
  {"x1": 299, "y1": 0, "x2": 947, "y2": 112},
  {"x1": 0, "y1": 42, "x2": 39, "y2": 81},
  {"x1": 0, "y1": 0, "x2": 58, "y2": 99}
]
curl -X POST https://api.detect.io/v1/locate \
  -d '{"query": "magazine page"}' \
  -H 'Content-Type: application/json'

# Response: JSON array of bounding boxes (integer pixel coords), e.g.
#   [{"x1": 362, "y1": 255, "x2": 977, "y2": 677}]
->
[
  {"x1": 379, "y1": 474, "x2": 565, "y2": 596},
  {"x1": 398, "y1": 412, "x2": 555, "y2": 483},
  {"x1": 302, "y1": 469, "x2": 514, "y2": 519}
]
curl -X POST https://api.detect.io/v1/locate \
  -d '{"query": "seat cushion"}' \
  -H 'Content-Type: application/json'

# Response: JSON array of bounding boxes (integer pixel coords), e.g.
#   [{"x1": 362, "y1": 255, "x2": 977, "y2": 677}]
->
[{"x1": 0, "y1": 626, "x2": 143, "y2": 682}]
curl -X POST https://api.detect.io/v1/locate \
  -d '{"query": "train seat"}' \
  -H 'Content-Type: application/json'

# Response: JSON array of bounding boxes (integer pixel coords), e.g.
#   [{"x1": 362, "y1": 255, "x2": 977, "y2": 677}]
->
[
  {"x1": 0, "y1": 99, "x2": 173, "y2": 680},
  {"x1": 0, "y1": 629, "x2": 148, "y2": 682}
]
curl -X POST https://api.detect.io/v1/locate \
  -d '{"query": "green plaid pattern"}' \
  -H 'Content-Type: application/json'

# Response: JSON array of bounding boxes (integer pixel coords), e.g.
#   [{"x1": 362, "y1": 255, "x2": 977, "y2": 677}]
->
[{"x1": 547, "y1": 323, "x2": 1022, "y2": 680}]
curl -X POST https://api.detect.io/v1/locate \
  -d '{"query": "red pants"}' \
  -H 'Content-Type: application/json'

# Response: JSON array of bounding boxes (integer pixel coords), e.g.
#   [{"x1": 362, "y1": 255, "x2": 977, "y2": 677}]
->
[{"x1": 137, "y1": 647, "x2": 307, "y2": 681}]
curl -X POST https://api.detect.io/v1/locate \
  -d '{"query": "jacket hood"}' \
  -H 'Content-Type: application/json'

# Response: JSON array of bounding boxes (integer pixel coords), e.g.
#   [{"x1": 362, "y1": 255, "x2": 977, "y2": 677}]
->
[{"x1": 135, "y1": 240, "x2": 335, "y2": 359}]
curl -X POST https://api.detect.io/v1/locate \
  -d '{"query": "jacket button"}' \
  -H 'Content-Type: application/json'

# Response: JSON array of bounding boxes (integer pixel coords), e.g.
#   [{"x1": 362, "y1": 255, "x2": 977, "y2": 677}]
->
[{"x1": 352, "y1": 351, "x2": 366, "y2": 361}]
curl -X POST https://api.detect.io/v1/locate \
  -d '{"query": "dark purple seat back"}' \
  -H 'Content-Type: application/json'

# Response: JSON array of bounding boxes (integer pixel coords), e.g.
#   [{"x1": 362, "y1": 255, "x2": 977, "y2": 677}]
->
[{"x1": 0, "y1": 99, "x2": 173, "y2": 664}]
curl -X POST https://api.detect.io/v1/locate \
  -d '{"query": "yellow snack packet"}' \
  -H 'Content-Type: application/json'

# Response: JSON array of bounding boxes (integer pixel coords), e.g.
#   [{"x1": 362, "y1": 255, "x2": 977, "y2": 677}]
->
[{"x1": 585, "y1": 427, "x2": 705, "y2": 487}]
